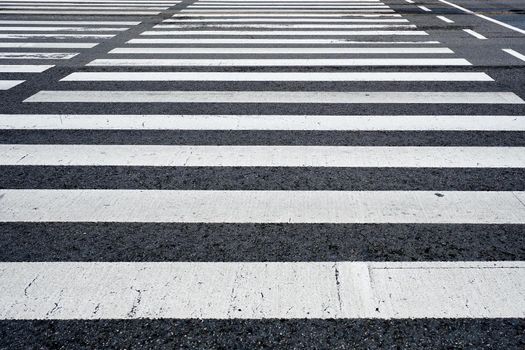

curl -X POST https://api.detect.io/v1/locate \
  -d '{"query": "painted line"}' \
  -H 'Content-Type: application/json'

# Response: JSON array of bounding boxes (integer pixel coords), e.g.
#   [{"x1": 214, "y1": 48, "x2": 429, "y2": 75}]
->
[
  {"x1": 163, "y1": 18, "x2": 409, "y2": 22},
  {"x1": 1, "y1": 114, "x2": 524, "y2": 131},
  {"x1": 110, "y1": 47, "x2": 453, "y2": 54},
  {"x1": 502, "y1": 49, "x2": 525, "y2": 63},
  {"x1": 0, "y1": 11, "x2": 161, "y2": 15},
  {"x1": 0, "y1": 6, "x2": 168, "y2": 10},
  {"x1": 0, "y1": 0, "x2": 179, "y2": 2},
  {"x1": 127, "y1": 38, "x2": 440, "y2": 44},
  {"x1": 405, "y1": 0, "x2": 414, "y2": 3},
  {"x1": 141, "y1": 30, "x2": 428, "y2": 36},
  {"x1": 0, "y1": 34, "x2": 114, "y2": 39},
  {"x1": 418, "y1": 5, "x2": 431, "y2": 12},
  {"x1": 1, "y1": 145, "x2": 523, "y2": 168},
  {"x1": 62, "y1": 72, "x2": 490, "y2": 82},
  {"x1": 0, "y1": 42, "x2": 97, "y2": 48},
  {"x1": 0, "y1": 64, "x2": 52, "y2": 72},
  {"x1": 463, "y1": 29, "x2": 487, "y2": 40},
  {"x1": 0, "y1": 80, "x2": 23, "y2": 90},
  {"x1": 0, "y1": 20, "x2": 141, "y2": 24},
  {"x1": 0, "y1": 26, "x2": 128, "y2": 32},
  {"x1": 171, "y1": 13, "x2": 402, "y2": 17},
  {"x1": 1, "y1": 261, "x2": 524, "y2": 319},
  {"x1": 87, "y1": 58, "x2": 469, "y2": 66},
  {"x1": 0, "y1": 52, "x2": 78, "y2": 59},
  {"x1": 180, "y1": 9, "x2": 396, "y2": 13},
  {"x1": 1, "y1": 189, "x2": 525, "y2": 223},
  {"x1": 25, "y1": 91, "x2": 523, "y2": 104},
  {"x1": 439, "y1": 0, "x2": 525, "y2": 35},
  {"x1": 186, "y1": 6, "x2": 391, "y2": 9},
  {"x1": 436, "y1": 15, "x2": 454, "y2": 23},
  {"x1": 154, "y1": 24, "x2": 417, "y2": 29}
]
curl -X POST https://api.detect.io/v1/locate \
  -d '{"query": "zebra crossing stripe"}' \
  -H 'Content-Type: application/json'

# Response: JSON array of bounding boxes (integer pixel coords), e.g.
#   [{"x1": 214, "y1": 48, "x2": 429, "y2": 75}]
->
[
  {"x1": 0, "y1": 80, "x2": 23, "y2": 89},
  {"x1": 0, "y1": 42, "x2": 97, "y2": 48},
  {"x1": 127, "y1": 38, "x2": 440, "y2": 44},
  {"x1": 109, "y1": 47, "x2": 453, "y2": 54},
  {"x1": 153, "y1": 24, "x2": 416, "y2": 29},
  {"x1": 0, "y1": 64, "x2": 53, "y2": 72},
  {"x1": 141, "y1": 30, "x2": 427, "y2": 35},
  {"x1": 0, "y1": 26, "x2": 129, "y2": 31},
  {"x1": 0, "y1": 52, "x2": 78, "y2": 59}
]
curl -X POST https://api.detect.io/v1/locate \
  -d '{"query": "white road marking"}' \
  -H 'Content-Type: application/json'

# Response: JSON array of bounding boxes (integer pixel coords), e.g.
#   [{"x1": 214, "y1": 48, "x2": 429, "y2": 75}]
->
[
  {"x1": 436, "y1": 15, "x2": 454, "y2": 23},
  {"x1": 127, "y1": 38, "x2": 440, "y2": 44},
  {"x1": 180, "y1": 9, "x2": 396, "y2": 12},
  {"x1": 87, "y1": 58, "x2": 470, "y2": 66},
  {"x1": 0, "y1": 5, "x2": 168, "y2": 10},
  {"x1": 463, "y1": 29, "x2": 487, "y2": 39},
  {"x1": 1, "y1": 145, "x2": 523, "y2": 168},
  {"x1": 62, "y1": 72, "x2": 490, "y2": 82},
  {"x1": 0, "y1": 80, "x2": 23, "y2": 89},
  {"x1": 1, "y1": 190, "x2": 525, "y2": 223},
  {"x1": 1, "y1": 114, "x2": 524, "y2": 131},
  {"x1": 25, "y1": 91, "x2": 523, "y2": 104},
  {"x1": 439, "y1": 0, "x2": 525, "y2": 35},
  {"x1": 154, "y1": 24, "x2": 416, "y2": 29},
  {"x1": 0, "y1": 10, "x2": 161, "y2": 15},
  {"x1": 163, "y1": 18, "x2": 409, "y2": 22},
  {"x1": 110, "y1": 47, "x2": 452, "y2": 54},
  {"x1": 0, "y1": 0, "x2": 178, "y2": 2},
  {"x1": 0, "y1": 64, "x2": 52, "y2": 72},
  {"x1": 0, "y1": 33, "x2": 114, "y2": 38},
  {"x1": 1, "y1": 261, "x2": 523, "y2": 319},
  {"x1": 0, "y1": 20, "x2": 141, "y2": 24},
  {"x1": 0, "y1": 52, "x2": 77, "y2": 59},
  {"x1": 418, "y1": 5, "x2": 431, "y2": 12},
  {"x1": 186, "y1": 6, "x2": 391, "y2": 9},
  {"x1": 171, "y1": 13, "x2": 402, "y2": 17},
  {"x1": 0, "y1": 42, "x2": 97, "y2": 48},
  {"x1": 502, "y1": 49, "x2": 525, "y2": 63},
  {"x1": 0, "y1": 26, "x2": 128, "y2": 31},
  {"x1": 141, "y1": 30, "x2": 427, "y2": 36}
]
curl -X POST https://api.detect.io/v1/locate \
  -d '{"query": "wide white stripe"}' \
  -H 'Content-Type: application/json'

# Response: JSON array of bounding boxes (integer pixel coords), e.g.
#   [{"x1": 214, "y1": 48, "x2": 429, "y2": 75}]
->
[
  {"x1": 180, "y1": 9, "x2": 395, "y2": 12},
  {"x1": 436, "y1": 15, "x2": 453, "y2": 23},
  {"x1": 26, "y1": 91, "x2": 523, "y2": 104},
  {"x1": 142, "y1": 30, "x2": 425, "y2": 35},
  {"x1": 417, "y1": 5, "x2": 431, "y2": 11},
  {"x1": 0, "y1": 5, "x2": 168, "y2": 9},
  {"x1": 163, "y1": 18, "x2": 409, "y2": 22},
  {"x1": 154, "y1": 24, "x2": 416, "y2": 29},
  {"x1": 0, "y1": 20, "x2": 141, "y2": 24},
  {"x1": 2, "y1": 261, "x2": 524, "y2": 320},
  {"x1": 0, "y1": 10, "x2": 161, "y2": 14},
  {"x1": 171, "y1": 13, "x2": 402, "y2": 17},
  {"x1": 0, "y1": 52, "x2": 77, "y2": 59},
  {"x1": 87, "y1": 58, "x2": 469, "y2": 66},
  {"x1": 2, "y1": 114, "x2": 524, "y2": 131},
  {"x1": 0, "y1": 34, "x2": 114, "y2": 38},
  {"x1": 1, "y1": 190, "x2": 525, "y2": 223},
  {"x1": 463, "y1": 29, "x2": 487, "y2": 39},
  {"x1": 1, "y1": 145, "x2": 523, "y2": 168},
  {"x1": 0, "y1": 42, "x2": 97, "y2": 48},
  {"x1": 110, "y1": 47, "x2": 452, "y2": 54},
  {"x1": 0, "y1": 80, "x2": 23, "y2": 89},
  {"x1": 0, "y1": 0, "x2": 178, "y2": 3},
  {"x1": 128, "y1": 38, "x2": 440, "y2": 44},
  {"x1": 0, "y1": 2, "x2": 171, "y2": 7},
  {"x1": 0, "y1": 26, "x2": 127, "y2": 31},
  {"x1": 502, "y1": 49, "x2": 525, "y2": 63},
  {"x1": 186, "y1": 5, "x2": 391, "y2": 8},
  {"x1": 0, "y1": 64, "x2": 52, "y2": 72},
  {"x1": 62, "y1": 72, "x2": 490, "y2": 82}
]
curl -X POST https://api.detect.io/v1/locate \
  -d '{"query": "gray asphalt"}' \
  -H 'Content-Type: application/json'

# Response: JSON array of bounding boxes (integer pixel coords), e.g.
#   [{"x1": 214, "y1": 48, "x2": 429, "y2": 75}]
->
[{"x1": 1, "y1": 0, "x2": 525, "y2": 348}]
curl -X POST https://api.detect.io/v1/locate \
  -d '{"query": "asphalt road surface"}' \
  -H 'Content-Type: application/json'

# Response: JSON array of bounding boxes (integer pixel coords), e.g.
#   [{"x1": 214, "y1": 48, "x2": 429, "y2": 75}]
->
[{"x1": 0, "y1": 0, "x2": 525, "y2": 348}]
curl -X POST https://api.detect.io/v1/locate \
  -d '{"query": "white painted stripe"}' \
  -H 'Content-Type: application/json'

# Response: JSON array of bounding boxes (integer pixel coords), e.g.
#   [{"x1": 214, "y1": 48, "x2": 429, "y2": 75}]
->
[
  {"x1": 436, "y1": 15, "x2": 453, "y2": 23},
  {"x1": 0, "y1": 26, "x2": 128, "y2": 32},
  {"x1": 1, "y1": 261, "x2": 524, "y2": 320},
  {"x1": 128, "y1": 38, "x2": 440, "y2": 44},
  {"x1": 87, "y1": 58, "x2": 469, "y2": 66},
  {"x1": 141, "y1": 30, "x2": 427, "y2": 36},
  {"x1": 417, "y1": 5, "x2": 431, "y2": 12},
  {"x1": 186, "y1": 5, "x2": 391, "y2": 8},
  {"x1": 463, "y1": 29, "x2": 487, "y2": 39},
  {"x1": 110, "y1": 47, "x2": 453, "y2": 54},
  {"x1": 0, "y1": 34, "x2": 114, "y2": 39},
  {"x1": 163, "y1": 18, "x2": 409, "y2": 22},
  {"x1": 2, "y1": 114, "x2": 524, "y2": 131},
  {"x1": 154, "y1": 24, "x2": 416, "y2": 29},
  {"x1": 502, "y1": 49, "x2": 525, "y2": 63},
  {"x1": 0, "y1": 11, "x2": 161, "y2": 15},
  {"x1": 171, "y1": 13, "x2": 402, "y2": 17},
  {"x1": 25, "y1": 91, "x2": 523, "y2": 104},
  {"x1": 0, "y1": 52, "x2": 77, "y2": 59},
  {"x1": 0, "y1": 80, "x2": 23, "y2": 90},
  {"x1": 439, "y1": 0, "x2": 525, "y2": 35},
  {"x1": 405, "y1": 0, "x2": 414, "y2": 3},
  {"x1": 180, "y1": 9, "x2": 395, "y2": 12},
  {"x1": 0, "y1": 20, "x2": 141, "y2": 24},
  {"x1": 0, "y1": 42, "x2": 97, "y2": 48},
  {"x1": 0, "y1": 2, "x2": 171, "y2": 7},
  {"x1": 0, "y1": 5, "x2": 168, "y2": 9},
  {"x1": 0, "y1": 64, "x2": 52, "y2": 72},
  {"x1": 1, "y1": 190, "x2": 525, "y2": 224},
  {"x1": 0, "y1": 0, "x2": 178, "y2": 3},
  {"x1": 62, "y1": 72, "x2": 490, "y2": 82},
  {"x1": 1, "y1": 145, "x2": 523, "y2": 168}
]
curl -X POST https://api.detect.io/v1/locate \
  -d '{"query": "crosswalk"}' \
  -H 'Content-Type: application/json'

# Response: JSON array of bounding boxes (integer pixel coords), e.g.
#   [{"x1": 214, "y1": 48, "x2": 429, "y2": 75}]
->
[{"x1": 0, "y1": 0, "x2": 524, "y2": 340}]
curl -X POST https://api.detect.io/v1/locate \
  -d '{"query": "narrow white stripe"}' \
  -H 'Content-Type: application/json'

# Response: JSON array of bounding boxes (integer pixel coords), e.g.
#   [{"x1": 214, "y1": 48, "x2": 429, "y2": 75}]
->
[
  {"x1": 153, "y1": 24, "x2": 416, "y2": 29},
  {"x1": 1, "y1": 261, "x2": 524, "y2": 320},
  {"x1": 405, "y1": 0, "x2": 414, "y2": 3},
  {"x1": 171, "y1": 13, "x2": 402, "y2": 17},
  {"x1": 128, "y1": 38, "x2": 440, "y2": 44},
  {"x1": 1, "y1": 190, "x2": 525, "y2": 224},
  {"x1": 87, "y1": 58, "x2": 469, "y2": 66},
  {"x1": 0, "y1": 80, "x2": 23, "y2": 89},
  {"x1": 25, "y1": 91, "x2": 523, "y2": 104},
  {"x1": 0, "y1": 42, "x2": 97, "y2": 48},
  {"x1": 417, "y1": 5, "x2": 431, "y2": 12},
  {"x1": 0, "y1": 34, "x2": 114, "y2": 38},
  {"x1": 141, "y1": 30, "x2": 427, "y2": 36},
  {"x1": 0, "y1": 2, "x2": 171, "y2": 7},
  {"x1": 0, "y1": 20, "x2": 141, "y2": 24},
  {"x1": 0, "y1": 6, "x2": 168, "y2": 9},
  {"x1": 0, "y1": 52, "x2": 77, "y2": 59},
  {"x1": 0, "y1": 11, "x2": 160, "y2": 15},
  {"x1": 0, "y1": 64, "x2": 52, "y2": 72},
  {"x1": 0, "y1": 0, "x2": 178, "y2": 3},
  {"x1": 163, "y1": 18, "x2": 409, "y2": 22},
  {"x1": 1, "y1": 145, "x2": 523, "y2": 168},
  {"x1": 463, "y1": 29, "x2": 487, "y2": 39},
  {"x1": 110, "y1": 47, "x2": 452, "y2": 54},
  {"x1": 436, "y1": 15, "x2": 453, "y2": 23},
  {"x1": 439, "y1": 0, "x2": 525, "y2": 35},
  {"x1": 186, "y1": 5, "x2": 391, "y2": 8},
  {"x1": 62, "y1": 72, "x2": 490, "y2": 82},
  {"x1": 180, "y1": 9, "x2": 396, "y2": 12},
  {"x1": 502, "y1": 49, "x2": 525, "y2": 63},
  {"x1": 0, "y1": 26, "x2": 127, "y2": 32},
  {"x1": 2, "y1": 114, "x2": 524, "y2": 131}
]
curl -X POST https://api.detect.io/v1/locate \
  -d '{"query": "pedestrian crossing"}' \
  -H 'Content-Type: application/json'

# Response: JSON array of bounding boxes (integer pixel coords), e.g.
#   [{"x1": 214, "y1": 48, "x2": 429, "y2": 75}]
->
[{"x1": 0, "y1": 0, "x2": 525, "y2": 340}]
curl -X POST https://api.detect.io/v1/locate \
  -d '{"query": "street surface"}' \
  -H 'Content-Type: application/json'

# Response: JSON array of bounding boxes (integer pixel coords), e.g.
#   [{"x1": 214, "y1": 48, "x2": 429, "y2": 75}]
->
[{"x1": 0, "y1": 0, "x2": 524, "y2": 348}]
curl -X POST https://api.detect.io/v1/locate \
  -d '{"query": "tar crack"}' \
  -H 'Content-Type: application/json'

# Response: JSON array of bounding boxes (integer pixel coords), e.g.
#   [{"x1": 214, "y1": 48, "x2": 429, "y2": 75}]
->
[
  {"x1": 334, "y1": 264, "x2": 343, "y2": 314},
  {"x1": 24, "y1": 275, "x2": 39, "y2": 297}
]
